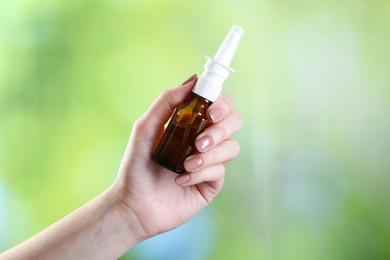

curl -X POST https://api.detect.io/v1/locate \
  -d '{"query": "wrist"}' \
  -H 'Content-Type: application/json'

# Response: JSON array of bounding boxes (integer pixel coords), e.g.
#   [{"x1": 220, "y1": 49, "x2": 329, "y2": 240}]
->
[{"x1": 103, "y1": 184, "x2": 150, "y2": 252}]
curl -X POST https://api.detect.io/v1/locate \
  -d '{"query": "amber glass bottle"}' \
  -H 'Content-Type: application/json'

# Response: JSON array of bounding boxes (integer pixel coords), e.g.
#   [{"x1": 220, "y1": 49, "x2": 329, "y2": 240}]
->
[
  {"x1": 152, "y1": 25, "x2": 244, "y2": 174},
  {"x1": 153, "y1": 92, "x2": 212, "y2": 173}
]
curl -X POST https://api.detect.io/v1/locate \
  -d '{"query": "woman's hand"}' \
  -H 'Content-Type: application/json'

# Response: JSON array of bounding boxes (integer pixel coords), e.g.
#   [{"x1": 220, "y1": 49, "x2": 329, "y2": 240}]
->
[
  {"x1": 0, "y1": 74, "x2": 243, "y2": 260},
  {"x1": 113, "y1": 74, "x2": 243, "y2": 239}
]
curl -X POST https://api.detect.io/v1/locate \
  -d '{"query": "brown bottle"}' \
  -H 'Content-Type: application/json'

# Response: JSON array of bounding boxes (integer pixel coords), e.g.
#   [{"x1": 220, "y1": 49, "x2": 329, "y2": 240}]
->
[
  {"x1": 152, "y1": 25, "x2": 244, "y2": 173},
  {"x1": 153, "y1": 92, "x2": 212, "y2": 173}
]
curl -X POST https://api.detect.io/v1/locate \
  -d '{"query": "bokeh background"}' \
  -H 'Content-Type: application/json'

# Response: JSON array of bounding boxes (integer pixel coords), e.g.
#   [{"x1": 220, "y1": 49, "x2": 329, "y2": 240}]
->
[{"x1": 1, "y1": 0, "x2": 390, "y2": 259}]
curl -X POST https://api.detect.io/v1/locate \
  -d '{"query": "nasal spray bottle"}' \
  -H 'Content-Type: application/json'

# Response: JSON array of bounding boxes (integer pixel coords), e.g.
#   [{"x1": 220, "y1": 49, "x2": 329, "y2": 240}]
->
[{"x1": 153, "y1": 25, "x2": 245, "y2": 173}]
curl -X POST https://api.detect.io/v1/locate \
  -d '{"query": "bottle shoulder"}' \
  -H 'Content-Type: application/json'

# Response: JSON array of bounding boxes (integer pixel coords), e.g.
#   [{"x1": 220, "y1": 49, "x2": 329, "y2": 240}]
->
[
  {"x1": 174, "y1": 93, "x2": 212, "y2": 126},
  {"x1": 179, "y1": 92, "x2": 211, "y2": 111}
]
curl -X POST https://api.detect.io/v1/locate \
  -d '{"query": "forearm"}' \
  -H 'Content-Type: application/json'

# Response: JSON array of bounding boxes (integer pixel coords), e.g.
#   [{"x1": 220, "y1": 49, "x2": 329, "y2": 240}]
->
[{"x1": 1, "y1": 186, "x2": 147, "y2": 260}]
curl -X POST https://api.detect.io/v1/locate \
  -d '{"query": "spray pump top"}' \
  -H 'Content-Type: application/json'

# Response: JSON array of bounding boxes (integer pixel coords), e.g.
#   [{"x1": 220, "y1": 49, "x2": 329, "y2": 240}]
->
[{"x1": 192, "y1": 25, "x2": 245, "y2": 102}]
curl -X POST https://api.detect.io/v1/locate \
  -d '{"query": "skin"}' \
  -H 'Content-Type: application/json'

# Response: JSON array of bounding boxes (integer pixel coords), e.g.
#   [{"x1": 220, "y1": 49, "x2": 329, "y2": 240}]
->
[{"x1": 0, "y1": 74, "x2": 243, "y2": 260}]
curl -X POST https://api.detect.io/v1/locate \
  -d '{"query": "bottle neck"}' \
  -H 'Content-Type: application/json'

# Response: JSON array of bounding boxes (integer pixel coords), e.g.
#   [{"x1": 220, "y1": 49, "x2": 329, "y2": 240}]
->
[
  {"x1": 190, "y1": 91, "x2": 213, "y2": 105},
  {"x1": 192, "y1": 56, "x2": 233, "y2": 102}
]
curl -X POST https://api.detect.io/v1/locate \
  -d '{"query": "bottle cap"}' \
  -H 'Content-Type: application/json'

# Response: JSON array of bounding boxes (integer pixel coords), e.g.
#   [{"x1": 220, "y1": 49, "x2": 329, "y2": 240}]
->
[{"x1": 192, "y1": 25, "x2": 245, "y2": 102}]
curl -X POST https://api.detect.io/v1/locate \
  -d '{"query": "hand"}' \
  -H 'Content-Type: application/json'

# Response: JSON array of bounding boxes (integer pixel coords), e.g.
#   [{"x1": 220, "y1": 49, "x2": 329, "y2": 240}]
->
[
  {"x1": 113, "y1": 74, "x2": 243, "y2": 239},
  {"x1": 0, "y1": 74, "x2": 243, "y2": 260}
]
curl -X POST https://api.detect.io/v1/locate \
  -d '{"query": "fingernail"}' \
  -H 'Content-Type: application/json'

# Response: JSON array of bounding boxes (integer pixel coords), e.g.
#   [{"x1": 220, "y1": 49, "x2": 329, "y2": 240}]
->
[
  {"x1": 184, "y1": 156, "x2": 203, "y2": 172},
  {"x1": 208, "y1": 108, "x2": 222, "y2": 122},
  {"x1": 176, "y1": 174, "x2": 191, "y2": 186},
  {"x1": 181, "y1": 74, "x2": 197, "y2": 86},
  {"x1": 196, "y1": 136, "x2": 211, "y2": 152}
]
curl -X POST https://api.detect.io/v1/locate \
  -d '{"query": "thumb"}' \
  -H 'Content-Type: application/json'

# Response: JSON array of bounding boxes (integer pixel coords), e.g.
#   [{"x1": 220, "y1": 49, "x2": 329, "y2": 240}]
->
[{"x1": 134, "y1": 74, "x2": 198, "y2": 144}]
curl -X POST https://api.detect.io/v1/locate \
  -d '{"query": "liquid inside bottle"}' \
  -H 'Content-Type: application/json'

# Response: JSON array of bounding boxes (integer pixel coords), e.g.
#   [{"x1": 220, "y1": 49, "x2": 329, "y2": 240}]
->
[{"x1": 153, "y1": 92, "x2": 211, "y2": 173}]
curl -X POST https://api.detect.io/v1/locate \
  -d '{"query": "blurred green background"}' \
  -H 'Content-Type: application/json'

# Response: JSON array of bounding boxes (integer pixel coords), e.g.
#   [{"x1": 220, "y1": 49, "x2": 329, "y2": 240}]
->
[{"x1": 1, "y1": 0, "x2": 390, "y2": 259}]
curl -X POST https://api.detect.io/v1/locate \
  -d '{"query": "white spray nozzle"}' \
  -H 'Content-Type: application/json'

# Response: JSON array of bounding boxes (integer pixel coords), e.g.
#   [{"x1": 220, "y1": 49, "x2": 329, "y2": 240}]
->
[
  {"x1": 214, "y1": 25, "x2": 245, "y2": 69},
  {"x1": 192, "y1": 25, "x2": 245, "y2": 102}
]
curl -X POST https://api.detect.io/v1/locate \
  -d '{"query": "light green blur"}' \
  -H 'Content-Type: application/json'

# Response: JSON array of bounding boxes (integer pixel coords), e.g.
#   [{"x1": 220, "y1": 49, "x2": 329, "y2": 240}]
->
[{"x1": 1, "y1": 0, "x2": 390, "y2": 259}]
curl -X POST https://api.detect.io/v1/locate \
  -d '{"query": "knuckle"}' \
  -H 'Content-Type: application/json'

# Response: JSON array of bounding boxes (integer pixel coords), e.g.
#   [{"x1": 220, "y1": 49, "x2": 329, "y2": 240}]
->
[
  {"x1": 218, "y1": 164, "x2": 226, "y2": 177},
  {"x1": 207, "y1": 149, "x2": 219, "y2": 164},
  {"x1": 221, "y1": 95, "x2": 233, "y2": 112},
  {"x1": 199, "y1": 168, "x2": 209, "y2": 180},
  {"x1": 224, "y1": 112, "x2": 243, "y2": 135},
  {"x1": 159, "y1": 90, "x2": 175, "y2": 110},
  {"x1": 231, "y1": 139, "x2": 241, "y2": 155},
  {"x1": 200, "y1": 149, "x2": 219, "y2": 167},
  {"x1": 133, "y1": 116, "x2": 146, "y2": 130},
  {"x1": 204, "y1": 164, "x2": 225, "y2": 181},
  {"x1": 214, "y1": 124, "x2": 227, "y2": 140},
  {"x1": 219, "y1": 92, "x2": 234, "y2": 110},
  {"x1": 213, "y1": 93, "x2": 234, "y2": 113},
  {"x1": 159, "y1": 90, "x2": 169, "y2": 100},
  {"x1": 225, "y1": 93, "x2": 235, "y2": 109},
  {"x1": 232, "y1": 112, "x2": 243, "y2": 127}
]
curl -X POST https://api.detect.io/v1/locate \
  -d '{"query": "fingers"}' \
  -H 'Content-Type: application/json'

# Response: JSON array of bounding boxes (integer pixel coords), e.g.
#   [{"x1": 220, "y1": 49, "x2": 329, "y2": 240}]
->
[
  {"x1": 175, "y1": 139, "x2": 240, "y2": 187},
  {"x1": 185, "y1": 139, "x2": 240, "y2": 172},
  {"x1": 207, "y1": 93, "x2": 235, "y2": 123},
  {"x1": 175, "y1": 164, "x2": 225, "y2": 187},
  {"x1": 194, "y1": 92, "x2": 242, "y2": 153},
  {"x1": 174, "y1": 93, "x2": 242, "y2": 187},
  {"x1": 195, "y1": 111, "x2": 243, "y2": 152}
]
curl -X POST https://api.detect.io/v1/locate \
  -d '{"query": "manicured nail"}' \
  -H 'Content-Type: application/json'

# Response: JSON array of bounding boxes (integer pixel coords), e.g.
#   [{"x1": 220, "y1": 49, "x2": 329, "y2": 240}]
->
[
  {"x1": 181, "y1": 74, "x2": 197, "y2": 86},
  {"x1": 196, "y1": 136, "x2": 211, "y2": 152},
  {"x1": 176, "y1": 174, "x2": 191, "y2": 186},
  {"x1": 208, "y1": 108, "x2": 222, "y2": 122},
  {"x1": 184, "y1": 156, "x2": 203, "y2": 172}
]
